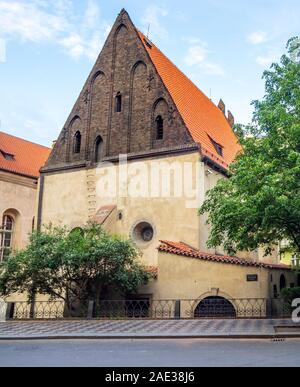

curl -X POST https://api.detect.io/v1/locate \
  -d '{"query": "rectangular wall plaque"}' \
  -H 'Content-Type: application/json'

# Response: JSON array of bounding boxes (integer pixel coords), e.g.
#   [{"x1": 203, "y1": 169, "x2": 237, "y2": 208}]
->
[{"x1": 247, "y1": 274, "x2": 258, "y2": 282}]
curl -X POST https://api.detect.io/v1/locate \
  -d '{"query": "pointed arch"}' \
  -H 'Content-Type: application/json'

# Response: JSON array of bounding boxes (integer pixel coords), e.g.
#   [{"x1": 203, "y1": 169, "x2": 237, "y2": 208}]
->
[
  {"x1": 94, "y1": 136, "x2": 104, "y2": 163},
  {"x1": 87, "y1": 71, "x2": 109, "y2": 161},
  {"x1": 155, "y1": 115, "x2": 164, "y2": 140},
  {"x1": 152, "y1": 98, "x2": 169, "y2": 145},
  {"x1": 73, "y1": 131, "x2": 82, "y2": 154},
  {"x1": 91, "y1": 70, "x2": 105, "y2": 85},
  {"x1": 115, "y1": 92, "x2": 122, "y2": 113},
  {"x1": 69, "y1": 115, "x2": 81, "y2": 128},
  {"x1": 108, "y1": 23, "x2": 129, "y2": 156},
  {"x1": 114, "y1": 23, "x2": 128, "y2": 39},
  {"x1": 153, "y1": 97, "x2": 168, "y2": 112},
  {"x1": 128, "y1": 60, "x2": 148, "y2": 152}
]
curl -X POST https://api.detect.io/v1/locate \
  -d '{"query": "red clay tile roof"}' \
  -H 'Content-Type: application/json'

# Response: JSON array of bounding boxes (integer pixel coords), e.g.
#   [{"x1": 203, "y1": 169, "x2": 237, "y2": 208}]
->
[
  {"x1": 0, "y1": 131, "x2": 51, "y2": 179},
  {"x1": 159, "y1": 241, "x2": 291, "y2": 270},
  {"x1": 139, "y1": 32, "x2": 242, "y2": 169}
]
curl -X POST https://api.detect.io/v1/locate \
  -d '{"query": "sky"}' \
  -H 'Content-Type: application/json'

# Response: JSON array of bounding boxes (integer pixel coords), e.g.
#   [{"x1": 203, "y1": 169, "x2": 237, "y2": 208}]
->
[{"x1": 0, "y1": 0, "x2": 299, "y2": 146}]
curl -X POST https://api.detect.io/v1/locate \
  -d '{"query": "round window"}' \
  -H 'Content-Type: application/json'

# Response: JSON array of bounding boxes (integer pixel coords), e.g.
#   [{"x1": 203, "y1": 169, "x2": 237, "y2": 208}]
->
[
  {"x1": 132, "y1": 222, "x2": 155, "y2": 245},
  {"x1": 141, "y1": 226, "x2": 154, "y2": 242}
]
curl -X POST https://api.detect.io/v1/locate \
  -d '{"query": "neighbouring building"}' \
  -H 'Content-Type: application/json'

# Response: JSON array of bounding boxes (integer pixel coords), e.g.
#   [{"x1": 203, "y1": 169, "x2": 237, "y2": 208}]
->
[
  {"x1": 36, "y1": 9, "x2": 295, "y2": 316},
  {"x1": 0, "y1": 131, "x2": 50, "y2": 262}
]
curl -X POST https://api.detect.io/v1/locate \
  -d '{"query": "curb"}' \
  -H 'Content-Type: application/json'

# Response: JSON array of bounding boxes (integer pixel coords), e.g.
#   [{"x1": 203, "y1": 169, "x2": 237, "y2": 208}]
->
[{"x1": 1, "y1": 334, "x2": 300, "y2": 341}]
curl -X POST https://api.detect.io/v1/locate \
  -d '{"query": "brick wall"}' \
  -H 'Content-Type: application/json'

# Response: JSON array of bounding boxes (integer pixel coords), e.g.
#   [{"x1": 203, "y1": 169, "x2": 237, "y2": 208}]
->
[{"x1": 45, "y1": 10, "x2": 194, "y2": 171}]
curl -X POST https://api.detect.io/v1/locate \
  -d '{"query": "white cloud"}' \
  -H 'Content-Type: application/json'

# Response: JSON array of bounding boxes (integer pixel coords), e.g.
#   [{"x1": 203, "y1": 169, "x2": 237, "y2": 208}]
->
[
  {"x1": 184, "y1": 40, "x2": 225, "y2": 76},
  {"x1": 59, "y1": 33, "x2": 84, "y2": 59},
  {"x1": 0, "y1": 1, "x2": 67, "y2": 42},
  {"x1": 0, "y1": 0, "x2": 110, "y2": 61},
  {"x1": 141, "y1": 5, "x2": 169, "y2": 40},
  {"x1": 0, "y1": 38, "x2": 6, "y2": 62},
  {"x1": 247, "y1": 31, "x2": 269, "y2": 45},
  {"x1": 255, "y1": 47, "x2": 281, "y2": 68},
  {"x1": 184, "y1": 45, "x2": 208, "y2": 66},
  {"x1": 84, "y1": 0, "x2": 101, "y2": 29},
  {"x1": 256, "y1": 54, "x2": 276, "y2": 67},
  {"x1": 202, "y1": 62, "x2": 225, "y2": 76}
]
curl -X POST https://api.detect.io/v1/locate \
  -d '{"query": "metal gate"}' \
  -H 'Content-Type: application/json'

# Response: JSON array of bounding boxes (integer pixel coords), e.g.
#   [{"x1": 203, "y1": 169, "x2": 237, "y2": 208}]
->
[{"x1": 194, "y1": 297, "x2": 237, "y2": 318}]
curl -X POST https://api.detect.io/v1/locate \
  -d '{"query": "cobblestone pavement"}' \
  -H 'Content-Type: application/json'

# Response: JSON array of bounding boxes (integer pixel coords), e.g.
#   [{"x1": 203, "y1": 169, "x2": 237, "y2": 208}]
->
[{"x1": 0, "y1": 319, "x2": 299, "y2": 339}]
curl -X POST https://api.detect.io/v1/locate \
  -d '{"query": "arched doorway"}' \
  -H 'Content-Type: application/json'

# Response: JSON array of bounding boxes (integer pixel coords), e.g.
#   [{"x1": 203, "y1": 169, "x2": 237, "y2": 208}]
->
[{"x1": 194, "y1": 296, "x2": 236, "y2": 318}]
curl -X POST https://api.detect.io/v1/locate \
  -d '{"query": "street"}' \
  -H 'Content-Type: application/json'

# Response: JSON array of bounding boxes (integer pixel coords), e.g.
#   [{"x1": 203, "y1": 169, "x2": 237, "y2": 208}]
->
[{"x1": 0, "y1": 339, "x2": 300, "y2": 367}]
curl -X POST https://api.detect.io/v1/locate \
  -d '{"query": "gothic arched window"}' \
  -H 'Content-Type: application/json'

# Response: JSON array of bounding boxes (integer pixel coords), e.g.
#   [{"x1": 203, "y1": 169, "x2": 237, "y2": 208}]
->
[
  {"x1": 0, "y1": 215, "x2": 14, "y2": 262},
  {"x1": 95, "y1": 136, "x2": 103, "y2": 163},
  {"x1": 156, "y1": 115, "x2": 164, "y2": 140},
  {"x1": 280, "y1": 274, "x2": 286, "y2": 291},
  {"x1": 73, "y1": 131, "x2": 82, "y2": 154},
  {"x1": 115, "y1": 92, "x2": 122, "y2": 113}
]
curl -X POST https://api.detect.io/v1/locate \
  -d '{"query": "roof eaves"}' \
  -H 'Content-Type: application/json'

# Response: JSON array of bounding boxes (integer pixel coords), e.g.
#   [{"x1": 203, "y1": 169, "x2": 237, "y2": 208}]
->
[{"x1": 158, "y1": 241, "x2": 291, "y2": 271}]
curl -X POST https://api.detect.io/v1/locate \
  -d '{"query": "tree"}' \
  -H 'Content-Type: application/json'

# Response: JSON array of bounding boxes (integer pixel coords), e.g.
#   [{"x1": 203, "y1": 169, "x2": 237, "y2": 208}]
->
[
  {"x1": 200, "y1": 37, "x2": 300, "y2": 257},
  {"x1": 0, "y1": 223, "x2": 153, "y2": 315}
]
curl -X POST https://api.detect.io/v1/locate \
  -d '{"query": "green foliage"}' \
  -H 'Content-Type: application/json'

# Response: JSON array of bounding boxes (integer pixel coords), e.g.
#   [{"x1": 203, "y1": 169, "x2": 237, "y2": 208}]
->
[
  {"x1": 281, "y1": 287, "x2": 300, "y2": 304},
  {"x1": 200, "y1": 37, "x2": 300, "y2": 257},
  {"x1": 0, "y1": 223, "x2": 153, "y2": 309}
]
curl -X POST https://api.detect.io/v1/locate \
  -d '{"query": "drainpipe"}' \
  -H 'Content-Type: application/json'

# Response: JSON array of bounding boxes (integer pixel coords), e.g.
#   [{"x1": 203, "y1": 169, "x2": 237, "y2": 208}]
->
[{"x1": 37, "y1": 174, "x2": 45, "y2": 232}]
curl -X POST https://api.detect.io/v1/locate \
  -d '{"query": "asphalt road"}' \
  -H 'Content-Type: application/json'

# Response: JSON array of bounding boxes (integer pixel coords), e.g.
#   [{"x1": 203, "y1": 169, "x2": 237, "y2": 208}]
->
[{"x1": 0, "y1": 339, "x2": 300, "y2": 367}]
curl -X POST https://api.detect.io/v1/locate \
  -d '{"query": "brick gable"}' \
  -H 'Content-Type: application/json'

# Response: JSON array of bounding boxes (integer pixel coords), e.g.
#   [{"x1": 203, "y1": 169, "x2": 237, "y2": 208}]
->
[{"x1": 44, "y1": 9, "x2": 193, "y2": 171}]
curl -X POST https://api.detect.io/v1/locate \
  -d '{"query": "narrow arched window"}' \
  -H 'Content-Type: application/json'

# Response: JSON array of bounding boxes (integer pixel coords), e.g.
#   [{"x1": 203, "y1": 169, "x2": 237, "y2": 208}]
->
[
  {"x1": 280, "y1": 274, "x2": 286, "y2": 291},
  {"x1": 0, "y1": 215, "x2": 14, "y2": 262},
  {"x1": 73, "y1": 131, "x2": 81, "y2": 154},
  {"x1": 95, "y1": 136, "x2": 103, "y2": 163},
  {"x1": 156, "y1": 115, "x2": 164, "y2": 140},
  {"x1": 115, "y1": 93, "x2": 122, "y2": 113}
]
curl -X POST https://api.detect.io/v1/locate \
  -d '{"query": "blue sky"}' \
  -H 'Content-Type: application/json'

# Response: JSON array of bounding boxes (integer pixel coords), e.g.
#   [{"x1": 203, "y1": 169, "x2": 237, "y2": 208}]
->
[{"x1": 0, "y1": 0, "x2": 299, "y2": 146}]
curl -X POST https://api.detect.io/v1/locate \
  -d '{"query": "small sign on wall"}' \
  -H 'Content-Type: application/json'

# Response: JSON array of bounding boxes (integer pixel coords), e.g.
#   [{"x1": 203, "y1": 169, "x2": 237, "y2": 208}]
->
[{"x1": 247, "y1": 274, "x2": 258, "y2": 282}]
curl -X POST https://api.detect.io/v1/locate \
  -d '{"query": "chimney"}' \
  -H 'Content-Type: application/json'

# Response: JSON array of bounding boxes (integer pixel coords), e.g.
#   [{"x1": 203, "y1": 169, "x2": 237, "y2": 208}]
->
[
  {"x1": 227, "y1": 111, "x2": 235, "y2": 127},
  {"x1": 218, "y1": 99, "x2": 225, "y2": 115}
]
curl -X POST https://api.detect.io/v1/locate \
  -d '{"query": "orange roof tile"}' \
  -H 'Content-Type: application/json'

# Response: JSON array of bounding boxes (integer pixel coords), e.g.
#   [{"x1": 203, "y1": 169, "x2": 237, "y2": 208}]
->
[
  {"x1": 139, "y1": 32, "x2": 242, "y2": 169},
  {"x1": 159, "y1": 241, "x2": 291, "y2": 270},
  {"x1": 0, "y1": 131, "x2": 51, "y2": 179}
]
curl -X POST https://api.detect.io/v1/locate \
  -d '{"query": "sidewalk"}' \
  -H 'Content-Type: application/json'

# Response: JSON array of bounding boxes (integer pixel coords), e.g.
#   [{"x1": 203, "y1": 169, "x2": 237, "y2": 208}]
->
[{"x1": 1, "y1": 319, "x2": 300, "y2": 340}]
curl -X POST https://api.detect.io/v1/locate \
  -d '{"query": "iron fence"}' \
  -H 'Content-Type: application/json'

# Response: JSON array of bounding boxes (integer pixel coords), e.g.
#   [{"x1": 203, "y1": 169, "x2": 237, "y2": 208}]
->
[
  {"x1": 7, "y1": 301, "x2": 65, "y2": 320},
  {"x1": 4, "y1": 297, "x2": 297, "y2": 320},
  {"x1": 96, "y1": 299, "x2": 177, "y2": 320},
  {"x1": 182, "y1": 298, "x2": 268, "y2": 319}
]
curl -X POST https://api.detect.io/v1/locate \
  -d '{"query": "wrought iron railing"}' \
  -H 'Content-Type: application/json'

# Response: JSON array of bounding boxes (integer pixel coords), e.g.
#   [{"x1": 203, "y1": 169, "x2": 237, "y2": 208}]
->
[
  {"x1": 8, "y1": 301, "x2": 65, "y2": 320},
  {"x1": 95, "y1": 299, "x2": 177, "y2": 320},
  {"x1": 4, "y1": 298, "x2": 297, "y2": 320},
  {"x1": 182, "y1": 298, "x2": 268, "y2": 319}
]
